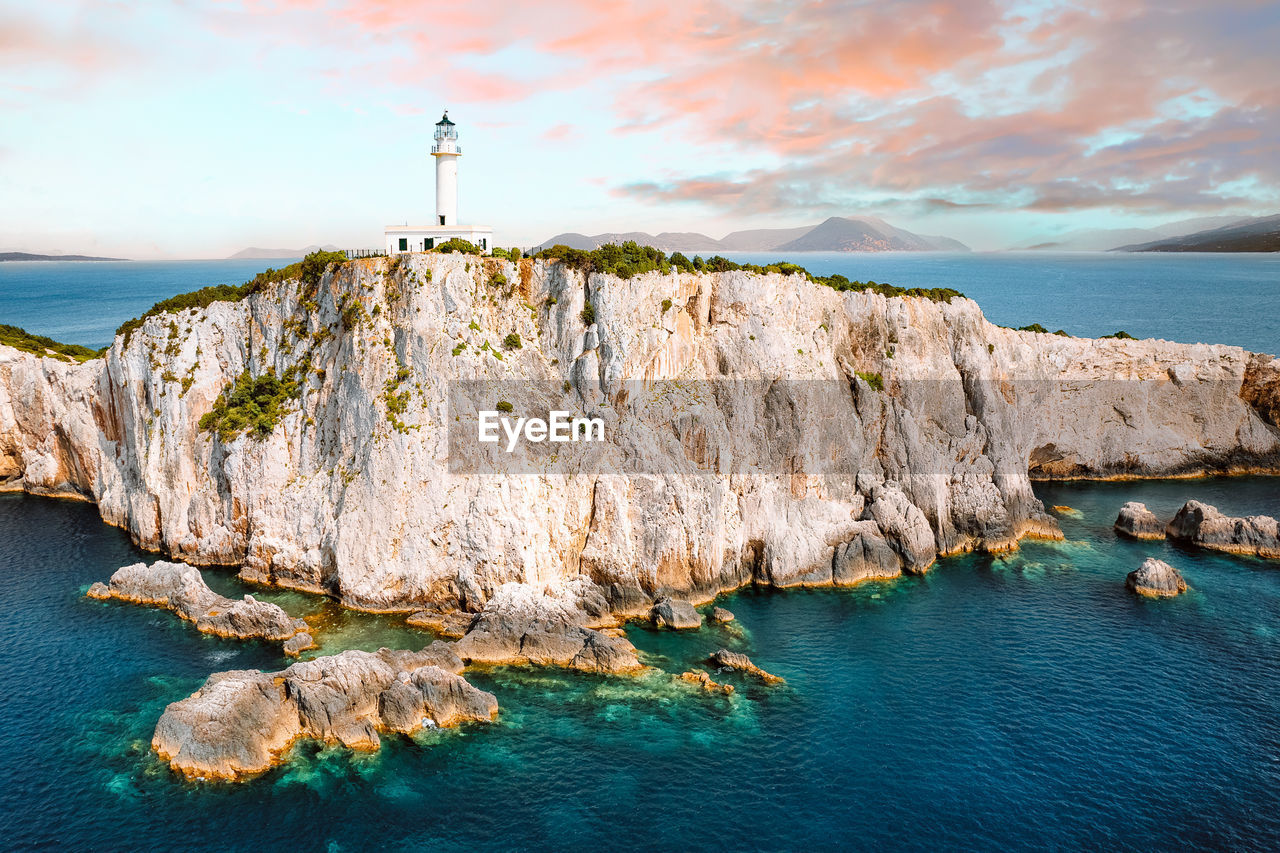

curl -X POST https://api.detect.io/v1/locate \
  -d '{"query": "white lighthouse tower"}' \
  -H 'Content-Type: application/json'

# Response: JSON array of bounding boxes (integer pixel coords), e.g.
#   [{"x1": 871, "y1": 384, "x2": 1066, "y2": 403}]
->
[
  {"x1": 433, "y1": 111, "x2": 459, "y2": 226},
  {"x1": 383, "y1": 110, "x2": 494, "y2": 255}
]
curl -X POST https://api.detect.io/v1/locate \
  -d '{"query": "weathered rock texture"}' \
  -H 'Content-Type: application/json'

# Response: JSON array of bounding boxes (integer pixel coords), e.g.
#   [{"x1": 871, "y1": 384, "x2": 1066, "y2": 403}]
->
[
  {"x1": 650, "y1": 597, "x2": 702, "y2": 630},
  {"x1": 4, "y1": 255, "x2": 1279, "y2": 614},
  {"x1": 1126, "y1": 558, "x2": 1188, "y2": 597},
  {"x1": 451, "y1": 581, "x2": 641, "y2": 673},
  {"x1": 1166, "y1": 501, "x2": 1280, "y2": 559},
  {"x1": 710, "y1": 649, "x2": 784, "y2": 684},
  {"x1": 152, "y1": 644, "x2": 495, "y2": 779},
  {"x1": 87, "y1": 560, "x2": 308, "y2": 642},
  {"x1": 1114, "y1": 502, "x2": 1166, "y2": 540}
]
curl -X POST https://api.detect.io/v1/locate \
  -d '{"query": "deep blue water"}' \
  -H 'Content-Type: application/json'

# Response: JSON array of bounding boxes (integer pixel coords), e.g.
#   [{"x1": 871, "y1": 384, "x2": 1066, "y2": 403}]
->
[
  {"x1": 3, "y1": 478, "x2": 1280, "y2": 851},
  {"x1": 1, "y1": 252, "x2": 1277, "y2": 353}
]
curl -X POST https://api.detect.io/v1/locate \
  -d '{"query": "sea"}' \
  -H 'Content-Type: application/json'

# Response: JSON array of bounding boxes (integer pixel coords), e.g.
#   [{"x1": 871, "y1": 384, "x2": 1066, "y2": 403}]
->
[{"x1": 1, "y1": 252, "x2": 1279, "y2": 851}]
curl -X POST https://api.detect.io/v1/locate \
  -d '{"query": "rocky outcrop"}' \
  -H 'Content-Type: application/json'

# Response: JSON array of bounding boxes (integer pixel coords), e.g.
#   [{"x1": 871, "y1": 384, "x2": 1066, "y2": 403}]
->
[
  {"x1": 4, "y1": 254, "x2": 1279, "y2": 615},
  {"x1": 1166, "y1": 501, "x2": 1280, "y2": 559},
  {"x1": 709, "y1": 649, "x2": 783, "y2": 684},
  {"x1": 1114, "y1": 502, "x2": 1165, "y2": 540},
  {"x1": 650, "y1": 597, "x2": 702, "y2": 630},
  {"x1": 452, "y1": 581, "x2": 641, "y2": 673},
  {"x1": 1126, "y1": 558, "x2": 1188, "y2": 597},
  {"x1": 282, "y1": 632, "x2": 315, "y2": 657},
  {"x1": 406, "y1": 610, "x2": 473, "y2": 638},
  {"x1": 153, "y1": 644, "x2": 493, "y2": 780},
  {"x1": 709, "y1": 606, "x2": 734, "y2": 623},
  {"x1": 680, "y1": 670, "x2": 733, "y2": 694},
  {"x1": 87, "y1": 561, "x2": 308, "y2": 642}
]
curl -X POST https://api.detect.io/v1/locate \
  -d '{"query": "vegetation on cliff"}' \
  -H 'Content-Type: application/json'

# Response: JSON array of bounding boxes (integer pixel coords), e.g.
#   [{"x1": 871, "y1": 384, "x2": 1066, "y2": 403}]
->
[
  {"x1": 115, "y1": 250, "x2": 348, "y2": 344},
  {"x1": 0, "y1": 324, "x2": 100, "y2": 363},
  {"x1": 198, "y1": 368, "x2": 302, "y2": 441},
  {"x1": 533, "y1": 241, "x2": 963, "y2": 302}
]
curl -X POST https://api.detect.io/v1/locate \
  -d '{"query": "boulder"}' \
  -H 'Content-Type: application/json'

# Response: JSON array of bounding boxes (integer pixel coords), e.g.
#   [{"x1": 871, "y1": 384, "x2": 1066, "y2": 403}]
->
[
  {"x1": 88, "y1": 561, "x2": 308, "y2": 642},
  {"x1": 452, "y1": 582, "x2": 641, "y2": 674},
  {"x1": 282, "y1": 633, "x2": 315, "y2": 657},
  {"x1": 832, "y1": 521, "x2": 903, "y2": 585},
  {"x1": 709, "y1": 606, "x2": 735, "y2": 624},
  {"x1": 650, "y1": 598, "x2": 702, "y2": 630},
  {"x1": 1126, "y1": 557, "x2": 1188, "y2": 597},
  {"x1": 1166, "y1": 501, "x2": 1280, "y2": 558},
  {"x1": 152, "y1": 646, "x2": 496, "y2": 779},
  {"x1": 709, "y1": 649, "x2": 783, "y2": 684},
  {"x1": 1114, "y1": 502, "x2": 1165, "y2": 540}
]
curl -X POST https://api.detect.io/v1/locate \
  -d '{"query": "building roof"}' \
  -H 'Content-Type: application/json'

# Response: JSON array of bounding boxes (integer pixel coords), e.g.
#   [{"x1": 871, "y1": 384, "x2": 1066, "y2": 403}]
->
[{"x1": 436, "y1": 111, "x2": 455, "y2": 126}]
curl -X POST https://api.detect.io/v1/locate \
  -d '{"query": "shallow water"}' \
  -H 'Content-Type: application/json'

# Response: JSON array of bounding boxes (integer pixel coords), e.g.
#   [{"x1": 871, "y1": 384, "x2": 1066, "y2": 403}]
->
[{"x1": 3, "y1": 477, "x2": 1280, "y2": 851}]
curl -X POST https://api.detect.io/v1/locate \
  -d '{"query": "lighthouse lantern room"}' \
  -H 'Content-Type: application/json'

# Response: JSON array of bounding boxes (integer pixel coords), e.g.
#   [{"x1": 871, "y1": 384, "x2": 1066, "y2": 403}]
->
[{"x1": 383, "y1": 111, "x2": 494, "y2": 255}]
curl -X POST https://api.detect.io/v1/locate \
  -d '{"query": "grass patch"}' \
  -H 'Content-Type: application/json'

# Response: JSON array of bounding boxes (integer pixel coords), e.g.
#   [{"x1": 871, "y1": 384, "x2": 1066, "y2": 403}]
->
[{"x1": 855, "y1": 371, "x2": 884, "y2": 391}]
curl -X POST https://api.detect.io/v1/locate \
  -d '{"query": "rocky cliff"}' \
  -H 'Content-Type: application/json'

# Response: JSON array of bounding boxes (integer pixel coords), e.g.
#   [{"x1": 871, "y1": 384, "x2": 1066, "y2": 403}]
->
[{"x1": 2, "y1": 255, "x2": 1278, "y2": 612}]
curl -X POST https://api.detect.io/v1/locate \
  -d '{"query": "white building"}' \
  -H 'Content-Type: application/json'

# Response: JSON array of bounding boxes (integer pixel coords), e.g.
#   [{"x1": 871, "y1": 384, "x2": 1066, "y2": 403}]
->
[{"x1": 383, "y1": 111, "x2": 494, "y2": 255}]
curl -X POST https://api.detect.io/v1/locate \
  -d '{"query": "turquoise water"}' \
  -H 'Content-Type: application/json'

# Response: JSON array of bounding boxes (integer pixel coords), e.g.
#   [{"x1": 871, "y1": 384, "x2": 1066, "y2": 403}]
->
[
  {"x1": 3, "y1": 477, "x2": 1280, "y2": 850},
  {"x1": 2, "y1": 252, "x2": 1278, "y2": 353}
]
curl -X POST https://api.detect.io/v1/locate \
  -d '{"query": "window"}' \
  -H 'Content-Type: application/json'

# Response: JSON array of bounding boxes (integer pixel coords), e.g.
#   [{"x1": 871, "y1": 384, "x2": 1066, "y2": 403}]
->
[
  {"x1": 481, "y1": 238, "x2": 487, "y2": 250},
  {"x1": 439, "y1": 215, "x2": 446, "y2": 225},
  {"x1": 398, "y1": 238, "x2": 408, "y2": 252},
  {"x1": 425, "y1": 238, "x2": 434, "y2": 249}
]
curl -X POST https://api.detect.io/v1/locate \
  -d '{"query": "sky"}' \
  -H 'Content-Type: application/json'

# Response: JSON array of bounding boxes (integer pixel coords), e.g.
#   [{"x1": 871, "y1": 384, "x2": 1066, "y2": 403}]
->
[{"x1": 2, "y1": 0, "x2": 1278, "y2": 258}]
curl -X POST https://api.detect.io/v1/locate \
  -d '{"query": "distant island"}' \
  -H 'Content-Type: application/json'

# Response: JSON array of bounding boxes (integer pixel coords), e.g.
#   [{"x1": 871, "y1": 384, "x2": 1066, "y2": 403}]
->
[
  {"x1": 0, "y1": 252, "x2": 126, "y2": 262},
  {"x1": 228, "y1": 244, "x2": 340, "y2": 260},
  {"x1": 538, "y1": 216, "x2": 970, "y2": 253},
  {"x1": 1116, "y1": 214, "x2": 1280, "y2": 253}
]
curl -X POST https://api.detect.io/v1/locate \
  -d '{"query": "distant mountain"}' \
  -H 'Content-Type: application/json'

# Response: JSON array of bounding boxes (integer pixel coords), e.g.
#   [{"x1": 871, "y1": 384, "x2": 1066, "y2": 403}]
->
[
  {"x1": 229, "y1": 245, "x2": 339, "y2": 260},
  {"x1": 0, "y1": 252, "x2": 125, "y2": 262},
  {"x1": 537, "y1": 217, "x2": 969, "y2": 253},
  {"x1": 1019, "y1": 215, "x2": 1249, "y2": 252},
  {"x1": 1116, "y1": 214, "x2": 1280, "y2": 253}
]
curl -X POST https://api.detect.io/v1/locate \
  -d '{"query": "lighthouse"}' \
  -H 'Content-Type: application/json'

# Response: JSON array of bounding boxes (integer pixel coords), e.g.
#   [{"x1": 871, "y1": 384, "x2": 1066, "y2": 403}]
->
[
  {"x1": 433, "y1": 111, "x2": 459, "y2": 226},
  {"x1": 383, "y1": 111, "x2": 494, "y2": 255}
]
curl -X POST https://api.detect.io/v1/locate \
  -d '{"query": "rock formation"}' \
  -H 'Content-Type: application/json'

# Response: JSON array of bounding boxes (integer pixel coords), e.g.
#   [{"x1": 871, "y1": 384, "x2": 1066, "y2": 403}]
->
[
  {"x1": 680, "y1": 670, "x2": 733, "y2": 694},
  {"x1": 87, "y1": 561, "x2": 308, "y2": 642},
  {"x1": 1114, "y1": 502, "x2": 1166, "y2": 540},
  {"x1": 451, "y1": 581, "x2": 641, "y2": 673},
  {"x1": 650, "y1": 597, "x2": 702, "y2": 630},
  {"x1": 1165, "y1": 501, "x2": 1280, "y2": 559},
  {"x1": 406, "y1": 610, "x2": 473, "y2": 638},
  {"x1": 709, "y1": 649, "x2": 784, "y2": 684},
  {"x1": 1125, "y1": 558, "x2": 1188, "y2": 597},
  {"x1": 709, "y1": 606, "x2": 734, "y2": 623},
  {"x1": 282, "y1": 633, "x2": 315, "y2": 656},
  {"x1": 3, "y1": 254, "x2": 1278, "y2": 616},
  {"x1": 152, "y1": 644, "x2": 495, "y2": 780}
]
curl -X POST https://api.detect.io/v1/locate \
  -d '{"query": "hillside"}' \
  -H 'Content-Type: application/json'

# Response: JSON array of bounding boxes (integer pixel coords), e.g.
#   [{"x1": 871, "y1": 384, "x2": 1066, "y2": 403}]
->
[
  {"x1": 228, "y1": 244, "x2": 339, "y2": 260},
  {"x1": 538, "y1": 216, "x2": 970, "y2": 253},
  {"x1": 1116, "y1": 215, "x2": 1280, "y2": 252},
  {"x1": 0, "y1": 252, "x2": 125, "y2": 262}
]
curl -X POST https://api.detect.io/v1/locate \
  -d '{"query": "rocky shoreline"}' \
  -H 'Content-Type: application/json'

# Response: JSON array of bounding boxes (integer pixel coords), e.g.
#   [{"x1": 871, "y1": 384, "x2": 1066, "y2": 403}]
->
[{"x1": 1114, "y1": 501, "x2": 1280, "y2": 559}]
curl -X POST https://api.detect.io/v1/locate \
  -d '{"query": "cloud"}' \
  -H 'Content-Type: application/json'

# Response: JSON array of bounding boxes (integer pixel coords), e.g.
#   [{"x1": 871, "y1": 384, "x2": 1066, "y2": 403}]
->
[{"x1": 97, "y1": 0, "x2": 1280, "y2": 215}]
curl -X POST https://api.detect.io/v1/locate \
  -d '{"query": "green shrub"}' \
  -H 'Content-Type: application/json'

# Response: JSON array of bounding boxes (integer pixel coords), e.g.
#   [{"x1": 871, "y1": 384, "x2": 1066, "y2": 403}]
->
[
  {"x1": 581, "y1": 302, "x2": 596, "y2": 325},
  {"x1": 855, "y1": 371, "x2": 884, "y2": 392},
  {"x1": 198, "y1": 368, "x2": 301, "y2": 441},
  {"x1": 435, "y1": 238, "x2": 482, "y2": 255},
  {"x1": 502, "y1": 333, "x2": 522, "y2": 350},
  {"x1": 452, "y1": 342, "x2": 467, "y2": 356},
  {"x1": 1102, "y1": 330, "x2": 1136, "y2": 340},
  {"x1": 491, "y1": 272, "x2": 508, "y2": 288},
  {"x1": 1018, "y1": 323, "x2": 1050, "y2": 334},
  {"x1": 661, "y1": 298, "x2": 673, "y2": 312},
  {"x1": 0, "y1": 324, "x2": 99, "y2": 362},
  {"x1": 496, "y1": 400, "x2": 513, "y2": 413}
]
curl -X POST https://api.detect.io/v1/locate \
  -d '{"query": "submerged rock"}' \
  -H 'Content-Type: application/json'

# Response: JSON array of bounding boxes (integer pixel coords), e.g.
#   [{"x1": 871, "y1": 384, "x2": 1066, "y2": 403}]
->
[
  {"x1": 709, "y1": 606, "x2": 735, "y2": 624},
  {"x1": 680, "y1": 670, "x2": 733, "y2": 694},
  {"x1": 1166, "y1": 501, "x2": 1280, "y2": 559},
  {"x1": 88, "y1": 561, "x2": 308, "y2": 642},
  {"x1": 1126, "y1": 558, "x2": 1188, "y2": 597},
  {"x1": 1114, "y1": 502, "x2": 1166, "y2": 540},
  {"x1": 152, "y1": 644, "x2": 494, "y2": 780},
  {"x1": 709, "y1": 649, "x2": 784, "y2": 685},
  {"x1": 650, "y1": 598, "x2": 702, "y2": 630},
  {"x1": 452, "y1": 581, "x2": 641, "y2": 674}
]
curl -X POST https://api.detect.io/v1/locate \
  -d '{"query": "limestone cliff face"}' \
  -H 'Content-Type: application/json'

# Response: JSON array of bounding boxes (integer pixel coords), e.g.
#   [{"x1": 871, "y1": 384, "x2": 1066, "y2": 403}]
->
[{"x1": 2, "y1": 255, "x2": 1278, "y2": 611}]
